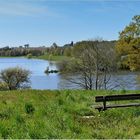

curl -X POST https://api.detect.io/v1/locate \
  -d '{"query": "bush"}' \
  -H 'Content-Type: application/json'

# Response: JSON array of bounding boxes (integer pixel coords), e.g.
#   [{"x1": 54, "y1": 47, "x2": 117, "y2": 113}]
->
[
  {"x1": 27, "y1": 53, "x2": 32, "y2": 59},
  {"x1": 25, "y1": 103, "x2": 35, "y2": 114},
  {"x1": 0, "y1": 67, "x2": 31, "y2": 90},
  {"x1": 57, "y1": 60, "x2": 70, "y2": 73},
  {"x1": 0, "y1": 82, "x2": 8, "y2": 91}
]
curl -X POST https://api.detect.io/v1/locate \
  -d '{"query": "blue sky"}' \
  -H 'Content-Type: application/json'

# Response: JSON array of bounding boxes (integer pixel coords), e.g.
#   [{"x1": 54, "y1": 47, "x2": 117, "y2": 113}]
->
[{"x1": 0, "y1": 0, "x2": 140, "y2": 47}]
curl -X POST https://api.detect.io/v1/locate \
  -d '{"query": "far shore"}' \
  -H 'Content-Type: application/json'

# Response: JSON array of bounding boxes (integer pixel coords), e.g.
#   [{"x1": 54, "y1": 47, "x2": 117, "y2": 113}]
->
[{"x1": 0, "y1": 55, "x2": 71, "y2": 61}]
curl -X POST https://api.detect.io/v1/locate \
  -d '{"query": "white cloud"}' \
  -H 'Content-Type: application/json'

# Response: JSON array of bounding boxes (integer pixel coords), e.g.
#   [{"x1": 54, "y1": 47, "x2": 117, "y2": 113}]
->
[{"x1": 0, "y1": 0, "x2": 48, "y2": 17}]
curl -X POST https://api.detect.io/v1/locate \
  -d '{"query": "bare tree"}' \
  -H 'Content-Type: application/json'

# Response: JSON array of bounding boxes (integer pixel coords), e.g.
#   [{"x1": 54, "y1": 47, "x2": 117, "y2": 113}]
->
[
  {"x1": 59, "y1": 40, "x2": 116, "y2": 90},
  {"x1": 95, "y1": 42, "x2": 117, "y2": 90}
]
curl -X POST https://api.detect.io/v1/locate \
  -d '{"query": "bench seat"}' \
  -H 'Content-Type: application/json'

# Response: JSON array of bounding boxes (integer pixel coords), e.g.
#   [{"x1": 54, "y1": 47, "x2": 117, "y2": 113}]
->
[
  {"x1": 95, "y1": 103, "x2": 140, "y2": 111},
  {"x1": 95, "y1": 93, "x2": 140, "y2": 111}
]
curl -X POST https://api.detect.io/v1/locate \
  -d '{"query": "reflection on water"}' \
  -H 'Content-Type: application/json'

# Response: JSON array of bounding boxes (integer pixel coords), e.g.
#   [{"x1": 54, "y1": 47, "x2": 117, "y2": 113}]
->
[
  {"x1": 58, "y1": 71, "x2": 140, "y2": 90},
  {"x1": 0, "y1": 57, "x2": 58, "y2": 89},
  {"x1": 136, "y1": 74, "x2": 140, "y2": 90},
  {"x1": 109, "y1": 71, "x2": 139, "y2": 90},
  {"x1": 0, "y1": 57, "x2": 140, "y2": 90}
]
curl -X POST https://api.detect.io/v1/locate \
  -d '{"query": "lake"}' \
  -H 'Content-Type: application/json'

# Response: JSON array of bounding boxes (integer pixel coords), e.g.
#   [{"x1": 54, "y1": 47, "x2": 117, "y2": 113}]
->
[{"x1": 0, "y1": 57, "x2": 140, "y2": 90}]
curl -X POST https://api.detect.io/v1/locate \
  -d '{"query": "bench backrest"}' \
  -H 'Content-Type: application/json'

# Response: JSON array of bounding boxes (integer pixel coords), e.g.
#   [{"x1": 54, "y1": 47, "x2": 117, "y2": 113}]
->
[{"x1": 95, "y1": 94, "x2": 140, "y2": 102}]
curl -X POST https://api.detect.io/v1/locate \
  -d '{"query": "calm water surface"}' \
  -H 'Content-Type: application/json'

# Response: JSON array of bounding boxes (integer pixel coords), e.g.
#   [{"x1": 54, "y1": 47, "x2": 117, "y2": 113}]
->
[
  {"x1": 0, "y1": 57, "x2": 140, "y2": 90},
  {"x1": 0, "y1": 57, "x2": 59, "y2": 89}
]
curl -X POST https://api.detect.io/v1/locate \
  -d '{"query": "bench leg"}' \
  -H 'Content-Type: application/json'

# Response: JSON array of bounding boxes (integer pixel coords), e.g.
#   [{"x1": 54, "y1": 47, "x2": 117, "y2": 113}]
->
[
  {"x1": 103, "y1": 108, "x2": 107, "y2": 111},
  {"x1": 97, "y1": 108, "x2": 102, "y2": 112},
  {"x1": 103, "y1": 97, "x2": 106, "y2": 111},
  {"x1": 97, "y1": 107, "x2": 107, "y2": 112}
]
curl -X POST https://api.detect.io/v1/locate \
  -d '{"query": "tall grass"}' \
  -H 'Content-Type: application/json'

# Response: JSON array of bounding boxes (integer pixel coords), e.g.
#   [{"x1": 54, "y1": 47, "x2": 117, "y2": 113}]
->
[{"x1": 0, "y1": 90, "x2": 140, "y2": 138}]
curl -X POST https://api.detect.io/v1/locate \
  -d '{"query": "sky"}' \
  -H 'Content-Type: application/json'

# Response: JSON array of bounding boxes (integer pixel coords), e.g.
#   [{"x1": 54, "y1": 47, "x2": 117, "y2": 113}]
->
[{"x1": 0, "y1": 0, "x2": 140, "y2": 47}]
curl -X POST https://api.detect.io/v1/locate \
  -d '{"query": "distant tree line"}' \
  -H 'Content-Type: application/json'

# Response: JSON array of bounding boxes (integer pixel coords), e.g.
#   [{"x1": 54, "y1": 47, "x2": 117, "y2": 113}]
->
[
  {"x1": 0, "y1": 40, "x2": 116, "y2": 59},
  {"x1": 0, "y1": 46, "x2": 45, "y2": 57},
  {"x1": 0, "y1": 41, "x2": 74, "y2": 57}
]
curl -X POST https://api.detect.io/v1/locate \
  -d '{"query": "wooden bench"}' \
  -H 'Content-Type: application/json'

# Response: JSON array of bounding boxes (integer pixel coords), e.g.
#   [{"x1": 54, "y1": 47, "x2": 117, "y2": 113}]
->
[{"x1": 95, "y1": 93, "x2": 140, "y2": 111}]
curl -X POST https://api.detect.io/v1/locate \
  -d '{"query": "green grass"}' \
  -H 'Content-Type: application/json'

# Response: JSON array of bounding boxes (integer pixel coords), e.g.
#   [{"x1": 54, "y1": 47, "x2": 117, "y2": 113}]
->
[
  {"x1": 0, "y1": 55, "x2": 70, "y2": 61},
  {"x1": 0, "y1": 56, "x2": 24, "y2": 58},
  {"x1": 33, "y1": 55, "x2": 71, "y2": 61},
  {"x1": 0, "y1": 90, "x2": 140, "y2": 139}
]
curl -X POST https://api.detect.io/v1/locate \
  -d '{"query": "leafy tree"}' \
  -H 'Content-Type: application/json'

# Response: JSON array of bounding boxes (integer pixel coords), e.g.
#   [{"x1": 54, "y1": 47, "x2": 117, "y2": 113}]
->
[
  {"x1": 64, "y1": 47, "x2": 72, "y2": 56},
  {"x1": 0, "y1": 67, "x2": 31, "y2": 90},
  {"x1": 24, "y1": 44, "x2": 29, "y2": 48},
  {"x1": 116, "y1": 15, "x2": 140, "y2": 71},
  {"x1": 51, "y1": 43, "x2": 58, "y2": 48}
]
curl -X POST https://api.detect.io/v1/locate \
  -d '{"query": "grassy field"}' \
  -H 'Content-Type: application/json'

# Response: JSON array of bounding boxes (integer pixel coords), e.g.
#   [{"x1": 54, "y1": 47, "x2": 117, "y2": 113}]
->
[
  {"x1": 0, "y1": 55, "x2": 70, "y2": 61},
  {"x1": 0, "y1": 90, "x2": 140, "y2": 139},
  {"x1": 0, "y1": 56, "x2": 24, "y2": 58},
  {"x1": 32, "y1": 55, "x2": 71, "y2": 61}
]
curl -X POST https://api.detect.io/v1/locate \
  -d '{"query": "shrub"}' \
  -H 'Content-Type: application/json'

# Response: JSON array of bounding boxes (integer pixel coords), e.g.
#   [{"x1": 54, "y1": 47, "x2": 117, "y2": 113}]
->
[
  {"x1": 25, "y1": 103, "x2": 35, "y2": 114},
  {"x1": 27, "y1": 53, "x2": 32, "y2": 59},
  {"x1": 0, "y1": 82, "x2": 8, "y2": 91},
  {"x1": 0, "y1": 67, "x2": 31, "y2": 90}
]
